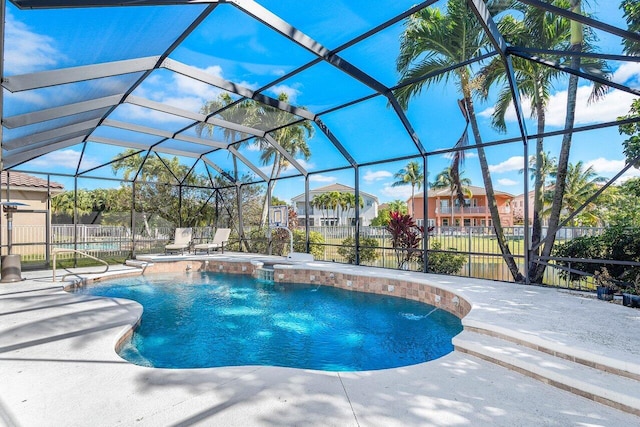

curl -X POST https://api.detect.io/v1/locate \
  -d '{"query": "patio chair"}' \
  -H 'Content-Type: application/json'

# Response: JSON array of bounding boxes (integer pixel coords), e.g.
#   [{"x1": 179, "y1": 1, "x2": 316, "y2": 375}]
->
[
  {"x1": 193, "y1": 228, "x2": 231, "y2": 254},
  {"x1": 165, "y1": 227, "x2": 192, "y2": 255}
]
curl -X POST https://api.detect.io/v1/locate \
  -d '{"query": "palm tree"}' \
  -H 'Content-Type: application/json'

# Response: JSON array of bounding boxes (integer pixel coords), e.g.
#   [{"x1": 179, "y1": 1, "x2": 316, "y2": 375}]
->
[
  {"x1": 341, "y1": 192, "x2": 364, "y2": 226},
  {"x1": 431, "y1": 167, "x2": 472, "y2": 226},
  {"x1": 479, "y1": 1, "x2": 608, "y2": 283},
  {"x1": 536, "y1": 0, "x2": 610, "y2": 282},
  {"x1": 391, "y1": 160, "x2": 423, "y2": 216},
  {"x1": 198, "y1": 93, "x2": 257, "y2": 251},
  {"x1": 543, "y1": 161, "x2": 606, "y2": 226},
  {"x1": 257, "y1": 93, "x2": 314, "y2": 226},
  {"x1": 388, "y1": 199, "x2": 408, "y2": 215},
  {"x1": 395, "y1": 0, "x2": 523, "y2": 281}
]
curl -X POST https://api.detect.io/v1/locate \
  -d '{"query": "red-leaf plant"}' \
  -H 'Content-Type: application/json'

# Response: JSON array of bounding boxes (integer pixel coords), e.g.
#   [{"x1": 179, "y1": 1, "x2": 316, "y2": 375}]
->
[{"x1": 385, "y1": 211, "x2": 425, "y2": 270}]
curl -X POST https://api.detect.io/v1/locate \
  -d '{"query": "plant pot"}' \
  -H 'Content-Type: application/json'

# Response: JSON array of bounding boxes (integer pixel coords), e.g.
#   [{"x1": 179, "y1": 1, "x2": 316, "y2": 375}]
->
[
  {"x1": 622, "y1": 293, "x2": 640, "y2": 308},
  {"x1": 596, "y1": 285, "x2": 614, "y2": 301}
]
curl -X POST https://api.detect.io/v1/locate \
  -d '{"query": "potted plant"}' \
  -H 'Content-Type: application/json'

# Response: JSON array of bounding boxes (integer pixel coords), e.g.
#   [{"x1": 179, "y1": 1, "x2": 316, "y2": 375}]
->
[
  {"x1": 622, "y1": 277, "x2": 640, "y2": 308},
  {"x1": 594, "y1": 268, "x2": 616, "y2": 301}
]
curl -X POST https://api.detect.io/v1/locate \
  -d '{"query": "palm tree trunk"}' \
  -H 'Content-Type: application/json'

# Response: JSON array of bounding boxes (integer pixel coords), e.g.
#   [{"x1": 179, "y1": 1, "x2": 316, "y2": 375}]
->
[
  {"x1": 463, "y1": 81, "x2": 524, "y2": 282},
  {"x1": 533, "y1": 0, "x2": 582, "y2": 282},
  {"x1": 528, "y1": 98, "x2": 546, "y2": 283},
  {"x1": 260, "y1": 155, "x2": 281, "y2": 227}
]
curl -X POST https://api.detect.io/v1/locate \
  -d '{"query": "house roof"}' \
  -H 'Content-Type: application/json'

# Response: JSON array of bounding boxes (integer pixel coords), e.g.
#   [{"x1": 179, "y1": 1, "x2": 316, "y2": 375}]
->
[
  {"x1": 410, "y1": 185, "x2": 515, "y2": 199},
  {"x1": 291, "y1": 183, "x2": 378, "y2": 202},
  {"x1": 1, "y1": 171, "x2": 64, "y2": 190}
]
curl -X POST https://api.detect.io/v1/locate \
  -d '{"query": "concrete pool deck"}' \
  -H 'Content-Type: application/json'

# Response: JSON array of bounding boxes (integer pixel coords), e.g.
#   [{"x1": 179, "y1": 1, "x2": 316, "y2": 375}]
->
[{"x1": 1, "y1": 254, "x2": 639, "y2": 426}]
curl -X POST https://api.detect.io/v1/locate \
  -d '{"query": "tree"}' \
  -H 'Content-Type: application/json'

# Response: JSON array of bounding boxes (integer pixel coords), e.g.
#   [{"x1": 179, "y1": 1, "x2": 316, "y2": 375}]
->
[
  {"x1": 386, "y1": 211, "x2": 424, "y2": 270},
  {"x1": 257, "y1": 93, "x2": 314, "y2": 226},
  {"x1": 478, "y1": 1, "x2": 607, "y2": 283},
  {"x1": 371, "y1": 200, "x2": 407, "y2": 226},
  {"x1": 621, "y1": 0, "x2": 640, "y2": 55},
  {"x1": 430, "y1": 167, "x2": 472, "y2": 226},
  {"x1": 197, "y1": 93, "x2": 257, "y2": 251},
  {"x1": 618, "y1": 98, "x2": 640, "y2": 166},
  {"x1": 395, "y1": 0, "x2": 523, "y2": 281},
  {"x1": 391, "y1": 160, "x2": 423, "y2": 216},
  {"x1": 542, "y1": 161, "x2": 606, "y2": 226}
]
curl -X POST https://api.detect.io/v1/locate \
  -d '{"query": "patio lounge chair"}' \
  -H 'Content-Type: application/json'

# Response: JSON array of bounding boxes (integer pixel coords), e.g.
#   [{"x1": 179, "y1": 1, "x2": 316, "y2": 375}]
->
[
  {"x1": 165, "y1": 227, "x2": 192, "y2": 255},
  {"x1": 193, "y1": 228, "x2": 231, "y2": 254}
]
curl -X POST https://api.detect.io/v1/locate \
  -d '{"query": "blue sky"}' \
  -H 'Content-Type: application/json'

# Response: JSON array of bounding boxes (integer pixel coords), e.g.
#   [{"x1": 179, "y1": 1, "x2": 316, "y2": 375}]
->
[{"x1": 3, "y1": 1, "x2": 639, "y2": 205}]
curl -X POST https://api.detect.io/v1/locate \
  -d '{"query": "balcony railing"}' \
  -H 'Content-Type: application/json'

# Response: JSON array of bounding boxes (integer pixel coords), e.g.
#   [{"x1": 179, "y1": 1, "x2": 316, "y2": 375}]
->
[{"x1": 438, "y1": 206, "x2": 511, "y2": 214}]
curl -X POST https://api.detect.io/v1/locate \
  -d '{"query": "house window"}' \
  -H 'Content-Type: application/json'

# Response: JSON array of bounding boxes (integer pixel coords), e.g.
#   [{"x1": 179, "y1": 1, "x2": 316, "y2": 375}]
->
[
  {"x1": 442, "y1": 218, "x2": 449, "y2": 226},
  {"x1": 464, "y1": 219, "x2": 471, "y2": 226},
  {"x1": 366, "y1": 200, "x2": 373, "y2": 207}
]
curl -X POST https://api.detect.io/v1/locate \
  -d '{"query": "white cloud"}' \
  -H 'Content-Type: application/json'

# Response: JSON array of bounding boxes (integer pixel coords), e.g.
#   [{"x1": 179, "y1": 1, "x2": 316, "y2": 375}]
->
[
  {"x1": 268, "y1": 84, "x2": 301, "y2": 103},
  {"x1": 613, "y1": 62, "x2": 640, "y2": 89},
  {"x1": 310, "y1": 174, "x2": 337, "y2": 183},
  {"x1": 4, "y1": 12, "x2": 62, "y2": 74},
  {"x1": 28, "y1": 149, "x2": 100, "y2": 171},
  {"x1": 489, "y1": 156, "x2": 524, "y2": 173},
  {"x1": 363, "y1": 170, "x2": 392, "y2": 182},
  {"x1": 498, "y1": 178, "x2": 518, "y2": 186},
  {"x1": 584, "y1": 157, "x2": 640, "y2": 181},
  {"x1": 479, "y1": 81, "x2": 639, "y2": 128},
  {"x1": 380, "y1": 184, "x2": 413, "y2": 200},
  {"x1": 117, "y1": 104, "x2": 190, "y2": 125}
]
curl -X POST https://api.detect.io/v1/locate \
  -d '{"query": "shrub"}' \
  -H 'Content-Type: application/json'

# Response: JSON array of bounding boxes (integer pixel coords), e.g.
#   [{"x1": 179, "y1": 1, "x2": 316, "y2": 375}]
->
[
  {"x1": 386, "y1": 212, "x2": 423, "y2": 269},
  {"x1": 337, "y1": 235, "x2": 379, "y2": 264},
  {"x1": 422, "y1": 241, "x2": 466, "y2": 275},
  {"x1": 293, "y1": 229, "x2": 325, "y2": 260},
  {"x1": 553, "y1": 225, "x2": 640, "y2": 285}
]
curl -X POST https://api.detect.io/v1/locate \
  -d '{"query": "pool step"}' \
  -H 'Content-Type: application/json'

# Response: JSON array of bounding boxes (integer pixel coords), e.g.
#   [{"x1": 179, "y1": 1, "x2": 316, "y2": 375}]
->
[{"x1": 453, "y1": 330, "x2": 640, "y2": 416}]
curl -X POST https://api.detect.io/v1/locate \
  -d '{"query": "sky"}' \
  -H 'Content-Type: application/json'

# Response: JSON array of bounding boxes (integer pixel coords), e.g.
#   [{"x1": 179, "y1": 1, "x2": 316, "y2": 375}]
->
[{"x1": 3, "y1": 0, "x2": 639, "y2": 206}]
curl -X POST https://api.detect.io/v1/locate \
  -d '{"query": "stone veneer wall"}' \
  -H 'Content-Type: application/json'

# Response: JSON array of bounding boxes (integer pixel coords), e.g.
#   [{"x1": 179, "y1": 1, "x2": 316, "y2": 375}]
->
[
  {"x1": 83, "y1": 259, "x2": 471, "y2": 319},
  {"x1": 272, "y1": 267, "x2": 471, "y2": 318}
]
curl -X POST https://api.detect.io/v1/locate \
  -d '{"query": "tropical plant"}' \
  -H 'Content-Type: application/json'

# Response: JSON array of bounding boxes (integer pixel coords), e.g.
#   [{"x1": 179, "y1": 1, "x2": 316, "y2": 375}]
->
[
  {"x1": 395, "y1": 0, "x2": 523, "y2": 281},
  {"x1": 293, "y1": 229, "x2": 325, "y2": 259},
  {"x1": 386, "y1": 211, "x2": 424, "y2": 270},
  {"x1": 422, "y1": 241, "x2": 467, "y2": 275},
  {"x1": 621, "y1": 0, "x2": 640, "y2": 55},
  {"x1": 391, "y1": 160, "x2": 423, "y2": 216},
  {"x1": 370, "y1": 200, "x2": 407, "y2": 226},
  {"x1": 197, "y1": 93, "x2": 257, "y2": 250},
  {"x1": 478, "y1": 1, "x2": 608, "y2": 283},
  {"x1": 337, "y1": 235, "x2": 379, "y2": 264},
  {"x1": 618, "y1": 98, "x2": 640, "y2": 167},
  {"x1": 430, "y1": 167, "x2": 472, "y2": 225},
  {"x1": 257, "y1": 93, "x2": 314, "y2": 226},
  {"x1": 543, "y1": 161, "x2": 606, "y2": 226},
  {"x1": 536, "y1": 0, "x2": 611, "y2": 282}
]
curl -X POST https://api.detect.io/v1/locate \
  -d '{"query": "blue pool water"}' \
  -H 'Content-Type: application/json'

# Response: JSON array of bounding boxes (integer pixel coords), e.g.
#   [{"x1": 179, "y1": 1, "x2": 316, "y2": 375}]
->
[{"x1": 75, "y1": 272, "x2": 463, "y2": 371}]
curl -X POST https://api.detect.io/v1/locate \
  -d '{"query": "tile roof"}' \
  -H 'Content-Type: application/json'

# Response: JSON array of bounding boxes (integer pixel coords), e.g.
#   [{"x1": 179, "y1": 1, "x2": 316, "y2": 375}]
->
[{"x1": 0, "y1": 171, "x2": 64, "y2": 190}]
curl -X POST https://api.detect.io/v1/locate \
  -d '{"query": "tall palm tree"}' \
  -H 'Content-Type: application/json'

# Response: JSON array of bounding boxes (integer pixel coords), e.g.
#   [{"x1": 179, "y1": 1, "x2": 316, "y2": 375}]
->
[
  {"x1": 391, "y1": 160, "x2": 423, "y2": 217},
  {"x1": 479, "y1": 1, "x2": 608, "y2": 283},
  {"x1": 543, "y1": 161, "x2": 606, "y2": 226},
  {"x1": 198, "y1": 94, "x2": 256, "y2": 251},
  {"x1": 341, "y1": 192, "x2": 364, "y2": 226},
  {"x1": 430, "y1": 167, "x2": 472, "y2": 226},
  {"x1": 387, "y1": 199, "x2": 408, "y2": 215},
  {"x1": 257, "y1": 93, "x2": 314, "y2": 226},
  {"x1": 395, "y1": 0, "x2": 523, "y2": 281},
  {"x1": 536, "y1": 0, "x2": 610, "y2": 281}
]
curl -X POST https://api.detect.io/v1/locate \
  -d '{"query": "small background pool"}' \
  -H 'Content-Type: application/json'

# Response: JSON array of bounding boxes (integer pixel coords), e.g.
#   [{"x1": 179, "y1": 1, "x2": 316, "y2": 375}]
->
[{"x1": 75, "y1": 272, "x2": 463, "y2": 371}]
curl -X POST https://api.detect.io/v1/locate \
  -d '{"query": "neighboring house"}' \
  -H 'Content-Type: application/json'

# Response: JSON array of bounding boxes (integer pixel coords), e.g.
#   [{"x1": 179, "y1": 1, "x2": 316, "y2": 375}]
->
[
  {"x1": 408, "y1": 185, "x2": 514, "y2": 228},
  {"x1": 291, "y1": 183, "x2": 379, "y2": 226},
  {"x1": 512, "y1": 190, "x2": 533, "y2": 225},
  {"x1": 0, "y1": 171, "x2": 65, "y2": 255}
]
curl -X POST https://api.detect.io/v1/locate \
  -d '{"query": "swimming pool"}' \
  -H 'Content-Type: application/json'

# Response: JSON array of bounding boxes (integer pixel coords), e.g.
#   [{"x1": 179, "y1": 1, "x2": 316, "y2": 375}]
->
[{"x1": 75, "y1": 272, "x2": 463, "y2": 371}]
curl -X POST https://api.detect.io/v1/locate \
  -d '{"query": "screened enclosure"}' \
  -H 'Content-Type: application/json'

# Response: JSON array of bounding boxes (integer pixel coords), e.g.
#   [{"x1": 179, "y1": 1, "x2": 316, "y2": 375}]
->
[{"x1": 1, "y1": 0, "x2": 639, "y2": 287}]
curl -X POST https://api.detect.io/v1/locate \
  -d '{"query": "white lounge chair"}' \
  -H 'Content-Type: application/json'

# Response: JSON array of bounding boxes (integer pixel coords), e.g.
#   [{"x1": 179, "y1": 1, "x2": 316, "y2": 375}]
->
[
  {"x1": 165, "y1": 227, "x2": 192, "y2": 255},
  {"x1": 193, "y1": 228, "x2": 231, "y2": 254}
]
